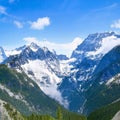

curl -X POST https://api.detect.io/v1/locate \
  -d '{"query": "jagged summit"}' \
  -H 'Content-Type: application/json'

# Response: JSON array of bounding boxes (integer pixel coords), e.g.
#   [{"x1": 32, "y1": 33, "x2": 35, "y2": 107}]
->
[
  {"x1": 28, "y1": 42, "x2": 40, "y2": 52},
  {"x1": 86, "y1": 32, "x2": 115, "y2": 41},
  {"x1": 71, "y1": 32, "x2": 119, "y2": 59}
]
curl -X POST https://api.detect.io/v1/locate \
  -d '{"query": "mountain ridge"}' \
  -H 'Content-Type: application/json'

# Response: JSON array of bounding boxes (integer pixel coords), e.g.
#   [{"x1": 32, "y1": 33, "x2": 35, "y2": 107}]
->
[{"x1": 1, "y1": 31, "x2": 120, "y2": 117}]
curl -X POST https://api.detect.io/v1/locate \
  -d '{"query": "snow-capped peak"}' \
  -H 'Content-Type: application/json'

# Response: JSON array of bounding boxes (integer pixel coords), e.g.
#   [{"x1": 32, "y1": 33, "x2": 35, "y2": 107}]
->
[
  {"x1": 28, "y1": 42, "x2": 40, "y2": 52},
  {"x1": 87, "y1": 34, "x2": 120, "y2": 57},
  {"x1": 71, "y1": 32, "x2": 118, "y2": 59}
]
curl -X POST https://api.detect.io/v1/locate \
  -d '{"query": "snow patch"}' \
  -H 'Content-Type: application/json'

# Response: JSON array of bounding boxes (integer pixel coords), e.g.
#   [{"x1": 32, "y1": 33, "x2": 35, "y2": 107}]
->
[
  {"x1": 21, "y1": 60, "x2": 68, "y2": 107},
  {"x1": 87, "y1": 35, "x2": 120, "y2": 57},
  {"x1": 106, "y1": 74, "x2": 120, "y2": 85},
  {"x1": 5, "y1": 50, "x2": 22, "y2": 56},
  {"x1": 0, "y1": 84, "x2": 23, "y2": 100},
  {"x1": 29, "y1": 82, "x2": 34, "y2": 87},
  {"x1": 60, "y1": 59, "x2": 74, "y2": 75},
  {"x1": 21, "y1": 60, "x2": 61, "y2": 85}
]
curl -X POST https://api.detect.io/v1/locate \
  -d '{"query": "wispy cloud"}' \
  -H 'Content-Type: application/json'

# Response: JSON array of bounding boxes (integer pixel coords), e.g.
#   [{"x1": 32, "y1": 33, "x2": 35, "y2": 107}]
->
[
  {"x1": 13, "y1": 20, "x2": 23, "y2": 28},
  {"x1": 104, "y1": 3, "x2": 117, "y2": 9},
  {"x1": 23, "y1": 37, "x2": 83, "y2": 57},
  {"x1": 111, "y1": 19, "x2": 120, "y2": 28},
  {"x1": 0, "y1": 6, "x2": 7, "y2": 15},
  {"x1": 93, "y1": 3, "x2": 118, "y2": 12},
  {"x1": 0, "y1": 5, "x2": 17, "y2": 19},
  {"x1": 30, "y1": 17, "x2": 50, "y2": 30}
]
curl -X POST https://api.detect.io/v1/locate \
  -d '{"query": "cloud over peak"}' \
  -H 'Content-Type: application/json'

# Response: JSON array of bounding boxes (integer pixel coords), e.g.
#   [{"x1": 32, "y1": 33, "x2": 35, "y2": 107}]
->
[
  {"x1": 30, "y1": 17, "x2": 50, "y2": 30},
  {"x1": 111, "y1": 19, "x2": 120, "y2": 28},
  {"x1": 23, "y1": 36, "x2": 83, "y2": 57}
]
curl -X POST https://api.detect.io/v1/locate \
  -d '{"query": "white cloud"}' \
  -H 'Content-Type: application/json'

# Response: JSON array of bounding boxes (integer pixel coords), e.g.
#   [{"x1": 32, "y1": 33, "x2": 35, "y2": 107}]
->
[
  {"x1": 111, "y1": 19, "x2": 120, "y2": 28},
  {"x1": 0, "y1": 6, "x2": 7, "y2": 15},
  {"x1": 23, "y1": 37, "x2": 39, "y2": 44},
  {"x1": 23, "y1": 37, "x2": 83, "y2": 57},
  {"x1": 13, "y1": 20, "x2": 23, "y2": 28},
  {"x1": 30, "y1": 17, "x2": 50, "y2": 30}
]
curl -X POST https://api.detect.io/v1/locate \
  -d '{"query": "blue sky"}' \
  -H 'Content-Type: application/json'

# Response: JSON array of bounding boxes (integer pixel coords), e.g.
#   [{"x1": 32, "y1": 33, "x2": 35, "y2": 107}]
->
[{"x1": 0, "y1": 0, "x2": 120, "y2": 56}]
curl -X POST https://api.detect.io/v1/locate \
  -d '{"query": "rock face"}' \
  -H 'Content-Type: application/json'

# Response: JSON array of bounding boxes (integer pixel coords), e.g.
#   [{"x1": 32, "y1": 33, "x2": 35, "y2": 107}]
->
[
  {"x1": 0, "y1": 99, "x2": 11, "y2": 120},
  {"x1": 112, "y1": 111, "x2": 120, "y2": 120},
  {"x1": 57, "y1": 54, "x2": 69, "y2": 60}
]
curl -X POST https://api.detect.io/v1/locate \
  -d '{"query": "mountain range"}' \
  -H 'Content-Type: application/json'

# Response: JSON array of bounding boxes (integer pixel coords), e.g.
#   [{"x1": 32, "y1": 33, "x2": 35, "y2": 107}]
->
[{"x1": 1, "y1": 31, "x2": 120, "y2": 120}]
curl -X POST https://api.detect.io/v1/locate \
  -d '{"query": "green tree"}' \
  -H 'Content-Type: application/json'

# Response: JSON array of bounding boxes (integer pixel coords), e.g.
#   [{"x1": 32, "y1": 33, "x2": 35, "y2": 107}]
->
[{"x1": 56, "y1": 107, "x2": 63, "y2": 120}]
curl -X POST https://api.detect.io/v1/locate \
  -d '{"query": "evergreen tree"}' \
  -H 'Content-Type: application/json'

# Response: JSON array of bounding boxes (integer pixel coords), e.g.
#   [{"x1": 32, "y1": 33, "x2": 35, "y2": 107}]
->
[{"x1": 56, "y1": 107, "x2": 63, "y2": 120}]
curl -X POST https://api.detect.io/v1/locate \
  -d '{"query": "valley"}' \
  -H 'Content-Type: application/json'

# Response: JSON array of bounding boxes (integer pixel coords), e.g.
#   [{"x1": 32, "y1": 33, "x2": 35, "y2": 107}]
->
[{"x1": 0, "y1": 32, "x2": 120, "y2": 119}]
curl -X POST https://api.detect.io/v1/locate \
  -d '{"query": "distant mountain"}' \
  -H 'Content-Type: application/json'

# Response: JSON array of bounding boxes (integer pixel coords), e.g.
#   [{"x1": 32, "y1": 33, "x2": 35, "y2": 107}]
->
[
  {"x1": 59, "y1": 32, "x2": 120, "y2": 114},
  {"x1": 83, "y1": 45, "x2": 120, "y2": 114},
  {"x1": 3, "y1": 42, "x2": 70, "y2": 107},
  {"x1": 71, "y1": 32, "x2": 118, "y2": 59},
  {"x1": 0, "y1": 47, "x2": 6, "y2": 63},
  {"x1": 57, "y1": 54, "x2": 69, "y2": 60}
]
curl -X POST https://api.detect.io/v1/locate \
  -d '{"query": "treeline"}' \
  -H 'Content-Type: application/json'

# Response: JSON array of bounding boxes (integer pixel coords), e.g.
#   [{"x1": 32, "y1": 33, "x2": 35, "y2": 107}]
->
[
  {"x1": 24, "y1": 107, "x2": 86, "y2": 120},
  {"x1": 24, "y1": 114, "x2": 55, "y2": 120},
  {"x1": 4, "y1": 101, "x2": 86, "y2": 120}
]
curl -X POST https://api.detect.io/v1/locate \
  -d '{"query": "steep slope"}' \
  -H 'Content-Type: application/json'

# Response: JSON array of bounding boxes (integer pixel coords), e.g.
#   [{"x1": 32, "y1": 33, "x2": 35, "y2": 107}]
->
[
  {"x1": 3, "y1": 42, "x2": 70, "y2": 106},
  {"x1": 59, "y1": 32, "x2": 120, "y2": 113},
  {"x1": 112, "y1": 111, "x2": 120, "y2": 120},
  {"x1": 5, "y1": 45, "x2": 26, "y2": 56},
  {"x1": 0, "y1": 99, "x2": 12, "y2": 120},
  {"x1": 0, "y1": 99, "x2": 24, "y2": 120},
  {"x1": 0, "y1": 64, "x2": 61, "y2": 116},
  {"x1": 84, "y1": 45, "x2": 120, "y2": 114},
  {"x1": 71, "y1": 32, "x2": 120, "y2": 82},
  {"x1": 0, "y1": 46, "x2": 6, "y2": 63},
  {"x1": 87, "y1": 100, "x2": 120, "y2": 120},
  {"x1": 0, "y1": 98, "x2": 86, "y2": 120}
]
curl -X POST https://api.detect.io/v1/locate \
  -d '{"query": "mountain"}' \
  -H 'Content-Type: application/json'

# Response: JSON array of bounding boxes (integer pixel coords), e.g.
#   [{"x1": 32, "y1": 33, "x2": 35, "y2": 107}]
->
[
  {"x1": 87, "y1": 99, "x2": 120, "y2": 120},
  {"x1": 0, "y1": 47, "x2": 6, "y2": 63},
  {"x1": 82, "y1": 45, "x2": 120, "y2": 114},
  {"x1": 0, "y1": 99, "x2": 24, "y2": 120},
  {"x1": 2, "y1": 31, "x2": 120, "y2": 118},
  {"x1": 0, "y1": 64, "x2": 62, "y2": 116},
  {"x1": 58, "y1": 32, "x2": 120, "y2": 114},
  {"x1": 70, "y1": 32, "x2": 120, "y2": 82},
  {"x1": 3, "y1": 42, "x2": 70, "y2": 107},
  {"x1": 0, "y1": 64, "x2": 87, "y2": 120},
  {"x1": 5, "y1": 45, "x2": 26, "y2": 57},
  {"x1": 57, "y1": 54, "x2": 69, "y2": 60}
]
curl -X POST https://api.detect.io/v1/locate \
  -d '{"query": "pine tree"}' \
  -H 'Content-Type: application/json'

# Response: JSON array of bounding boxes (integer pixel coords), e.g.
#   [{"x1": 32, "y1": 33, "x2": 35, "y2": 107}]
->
[{"x1": 56, "y1": 107, "x2": 63, "y2": 120}]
